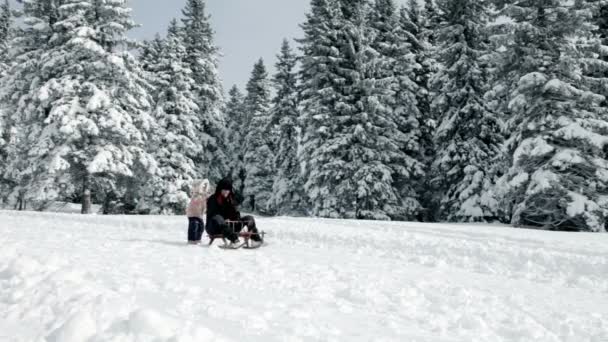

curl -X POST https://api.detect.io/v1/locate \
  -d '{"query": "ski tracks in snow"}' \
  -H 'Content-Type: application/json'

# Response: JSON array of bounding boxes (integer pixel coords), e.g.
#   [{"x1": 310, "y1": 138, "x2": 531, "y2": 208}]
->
[{"x1": 0, "y1": 211, "x2": 607, "y2": 341}]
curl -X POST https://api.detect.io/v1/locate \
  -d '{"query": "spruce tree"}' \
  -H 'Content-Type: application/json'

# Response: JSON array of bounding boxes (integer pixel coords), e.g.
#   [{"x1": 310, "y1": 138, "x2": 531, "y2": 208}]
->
[
  {"x1": 428, "y1": 0, "x2": 503, "y2": 222},
  {"x1": 400, "y1": 3, "x2": 438, "y2": 220},
  {"x1": 181, "y1": 0, "x2": 227, "y2": 182},
  {"x1": 0, "y1": 0, "x2": 63, "y2": 210},
  {"x1": 0, "y1": 0, "x2": 11, "y2": 205},
  {"x1": 422, "y1": 0, "x2": 441, "y2": 47},
  {"x1": 297, "y1": 0, "x2": 343, "y2": 217},
  {"x1": 140, "y1": 35, "x2": 164, "y2": 73},
  {"x1": 1, "y1": 0, "x2": 158, "y2": 213},
  {"x1": 146, "y1": 19, "x2": 201, "y2": 214},
  {"x1": 268, "y1": 39, "x2": 302, "y2": 215},
  {"x1": 243, "y1": 59, "x2": 273, "y2": 213},
  {"x1": 139, "y1": 34, "x2": 165, "y2": 101},
  {"x1": 224, "y1": 85, "x2": 247, "y2": 194},
  {"x1": 0, "y1": 0, "x2": 9, "y2": 66},
  {"x1": 299, "y1": 0, "x2": 423, "y2": 219},
  {"x1": 401, "y1": 3, "x2": 435, "y2": 163},
  {"x1": 583, "y1": 1, "x2": 608, "y2": 93},
  {"x1": 329, "y1": 0, "x2": 386, "y2": 219},
  {"x1": 491, "y1": 0, "x2": 608, "y2": 231},
  {"x1": 366, "y1": 0, "x2": 426, "y2": 219}
]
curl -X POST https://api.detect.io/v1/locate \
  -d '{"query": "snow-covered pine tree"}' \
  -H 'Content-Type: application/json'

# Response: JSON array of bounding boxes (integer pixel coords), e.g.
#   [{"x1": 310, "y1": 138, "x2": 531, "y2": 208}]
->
[
  {"x1": 299, "y1": 0, "x2": 422, "y2": 219},
  {"x1": 366, "y1": 0, "x2": 425, "y2": 220},
  {"x1": 583, "y1": 0, "x2": 608, "y2": 90},
  {"x1": 422, "y1": 0, "x2": 441, "y2": 47},
  {"x1": 0, "y1": 0, "x2": 63, "y2": 210},
  {"x1": 84, "y1": 0, "x2": 160, "y2": 214},
  {"x1": 596, "y1": 1, "x2": 608, "y2": 55},
  {"x1": 140, "y1": 35, "x2": 164, "y2": 73},
  {"x1": 181, "y1": 0, "x2": 227, "y2": 183},
  {"x1": 2, "y1": 0, "x2": 158, "y2": 213},
  {"x1": 299, "y1": 0, "x2": 379, "y2": 218},
  {"x1": 145, "y1": 19, "x2": 201, "y2": 214},
  {"x1": 297, "y1": 0, "x2": 345, "y2": 217},
  {"x1": 0, "y1": 0, "x2": 10, "y2": 66},
  {"x1": 224, "y1": 85, "x2": 247, "y2": 194},
  {"x1": 268, "y1": 39, "x2": 302, "y2": 215},
  {"x1": 0, "y1": 0, "x2": 10, "y2": 119},
  {"x1": 401, "y1": 2, "x2": 435, "y2": 162},
  {"x1": 419, "y1": 0, "x2": 442, "y2": 124},
  {"x1": 327, "y1": 0, "x2": 376, "y2": 219},
  {"x1": 139, "y1": 34, "x2": 164, "y2": 102},
  {"x1": 490, "y1": 0, "x2": 608, "y2": 232},
  {"x1": 428, "y1": 0, "x2": 503, "y2": 222},
  {"x1": 0, "y1": 0, "x2": 11, "y2": 206},
  {"x1": 243, "y1": 58, "x2": 273, "y2": 213},
  {"x1": 400, "y1": 3, "x2": 438, "y2": 221}
]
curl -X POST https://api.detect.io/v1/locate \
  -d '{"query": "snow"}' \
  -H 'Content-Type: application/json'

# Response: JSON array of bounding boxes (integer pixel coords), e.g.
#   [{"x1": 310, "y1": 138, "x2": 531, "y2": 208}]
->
[
  {"x1": 44, "y1": 201, "x2": 102, "y2": 214},
  {"x1": 107, "y1": 55, "x2": 125, "y2": 69},
  {"x1": 517, "y1": 72, "x2": 547, "y2": 89},
  {"x1": 1, "y1": 211, "x2": 607, "y2": 341},
  {"x1": 551, "y1": 149, "x2": 585, "y2": 167},
  {"x1": 513, "y1": 137, "x2": 554, "y2": 163},
  {"x1": 68, "y1": 37, "x2": 105, "y2": 54},
  {"x1": 86, "y1": 87, "x2": 111, "y2": 111},
  {"x1": 87, "y1": 147, "x2": 133, "y2": 176},
  {"x1": 543, "y1": 79, "x2": 575, "y2": 96},
  {"x1": 458, "y1": 196, "x2": 484, "y2": 218},
  {"x1": 76, "y1": 26, "x2": 96, "y2": 38},
  {"x1": 527, "y1": 170, "x2": 559, "y2": 194},
  {"x1": 508, "y1": 172, "x2": 529, "y2": 188},
  {"x1": 553, "y1": 122, "x2": 608, "y2": 149},
  {"x1": 48, "y1": 311, "x2": 97, "y2": 342},
  {"x1": 566, "y1": 192, "x2": 595, "y2": 217}
]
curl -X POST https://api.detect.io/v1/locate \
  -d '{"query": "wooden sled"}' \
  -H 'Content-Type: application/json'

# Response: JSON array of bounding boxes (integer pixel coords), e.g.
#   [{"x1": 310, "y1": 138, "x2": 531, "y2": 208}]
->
[{"x1": 208, "y1": 220, "x2": 266, "y2": 249}]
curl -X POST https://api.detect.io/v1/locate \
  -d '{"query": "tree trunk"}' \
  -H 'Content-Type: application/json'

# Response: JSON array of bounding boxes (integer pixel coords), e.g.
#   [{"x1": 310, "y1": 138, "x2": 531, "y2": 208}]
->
[
  {"x1": 102, "y1": 192, "x2": 110, "y2": 215},
  {"x1": 16, "y1": 192, "x2": 25, "y2": 211},
  {"x1": 81, "y1": 173, "x2": 91, "y2": 214}
]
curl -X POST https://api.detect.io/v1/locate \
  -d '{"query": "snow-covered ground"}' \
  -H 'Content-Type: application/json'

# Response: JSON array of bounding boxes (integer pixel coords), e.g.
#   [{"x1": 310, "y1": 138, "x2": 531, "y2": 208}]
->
[{"x1": 1, "y1": 210, "x2": 607, "y2": 342}]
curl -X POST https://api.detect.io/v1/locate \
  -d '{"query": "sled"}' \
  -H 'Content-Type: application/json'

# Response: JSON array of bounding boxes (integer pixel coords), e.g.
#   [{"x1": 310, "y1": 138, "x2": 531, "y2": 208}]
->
[{"x1": 208, "y1": 220, "x2": 266, "y2": 249}]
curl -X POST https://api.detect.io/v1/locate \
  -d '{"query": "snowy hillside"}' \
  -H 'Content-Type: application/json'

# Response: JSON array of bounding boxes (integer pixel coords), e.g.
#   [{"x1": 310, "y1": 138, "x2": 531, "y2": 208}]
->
[{"x1": 1, "y1": 210, "x2": 607, "y2": 341}]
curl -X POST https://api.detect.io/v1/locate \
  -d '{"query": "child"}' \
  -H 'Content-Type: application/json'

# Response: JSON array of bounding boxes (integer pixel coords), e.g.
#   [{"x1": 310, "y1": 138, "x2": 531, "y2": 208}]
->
[{"x1": 186, "y1": 179, "x2": 210, "y2": 244}]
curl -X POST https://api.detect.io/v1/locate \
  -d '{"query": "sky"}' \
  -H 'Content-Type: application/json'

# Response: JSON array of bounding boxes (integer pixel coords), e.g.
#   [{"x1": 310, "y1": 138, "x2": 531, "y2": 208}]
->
[
  {"x1": 128, "y1": 0, "x2": 312, "y2": 91},
  {"x1": 127, "y1": 0, "x2": 409, "y2": 92}
]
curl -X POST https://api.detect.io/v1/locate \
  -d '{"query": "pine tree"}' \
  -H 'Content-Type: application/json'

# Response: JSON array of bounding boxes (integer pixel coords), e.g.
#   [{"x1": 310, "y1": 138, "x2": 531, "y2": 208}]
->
[
  {"x1": 145, "y1": 19, "x2": 201, "y2": 214},
  {"x1": 139, "y1": 34, "x2": 164, "y2": 101},
  {"x1": 1, "y1": 0, "x2": 158, "y2": 213},
  {"x1": 0, "y1": 0, "x2": 11, "y2": 206},
  {"x1": 0, "y1": 0, "x2": 63, "y2": 210},
  {"x1": 0, "y1": 0, "x2": 10, "y2": 64},
  {"x1": 140, "y1": 35, "x2": 164, "y2": 73},
  {"x1": 224, "y1": 85, "x2": 247, "y2": 194},
  {"x1": 401, "y1": 3, "x2": 435, "y2": 161},
  {"x1": 419, "y1": 0, "x2": 442, "y2": 123},
  {"x1": 298, "y1": 0, "x2": 351, "y2": 218},
  {"x1": 299, "y1": 0, "x2": 423, "y2": 219},
  {"x1": 596, "y1": 1, "x2": 608, "y2": 54},
  {"x1": 366, "y1": 0, "x2": 426, "y2": 219},
  {"x1": 428, "y1": 0, "x2": 503, "y2": 222},
  {"x1": 422, "y1": 0, "x2": 441, "y2": 46},
  {"x1": 243, "y1": 59, "x2": 273, "y2": 213},
  {"x1": 490, "y1": 0, "x2": 608, "y2": 231},
  {"x1": 181, "y1": 0, "x2": 227, "y2": 182},
  {"x1": 583, "y1": 0, "x2": 608, "y2": 91},
  {"x1": 400, "y1": 3, "x2": 438, "y2": 220},
  {"x1": 330, "y1": 0, "x2": 389, "y2": 219},
  {"x1": 268, "y1": 39, "x2": 302, "y2": 215}
]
